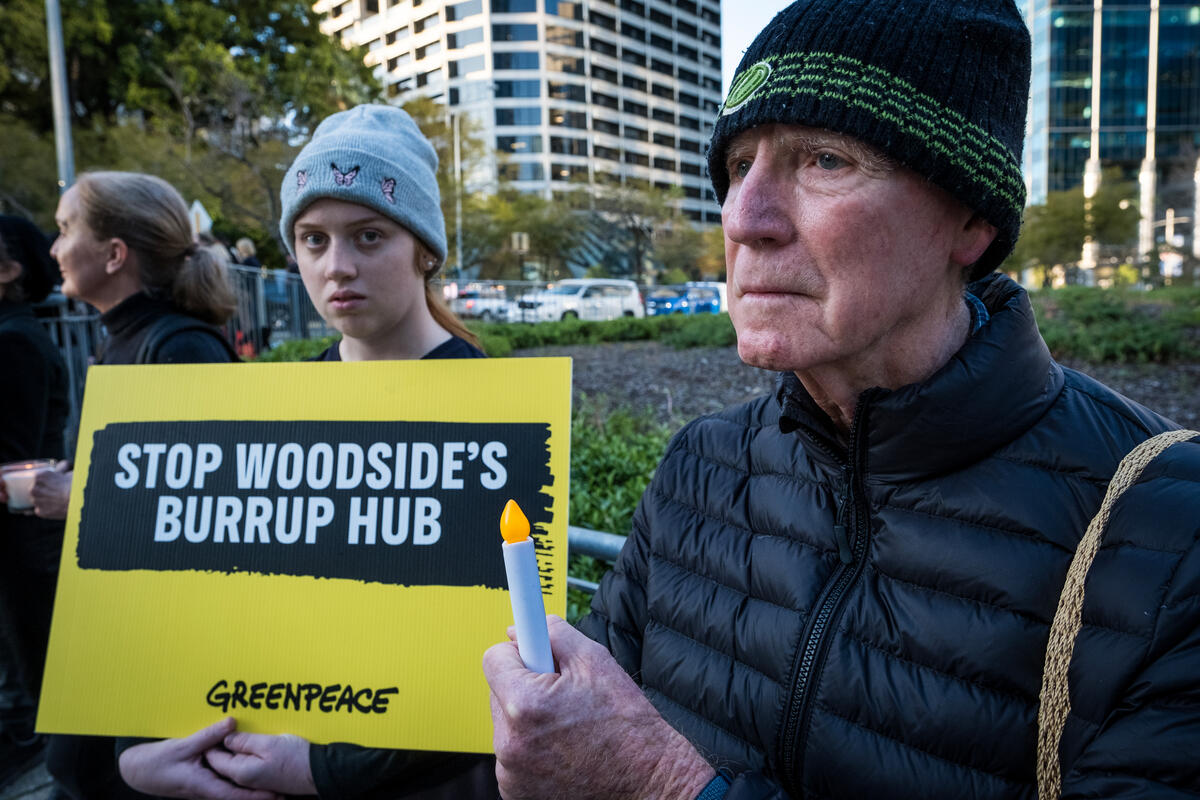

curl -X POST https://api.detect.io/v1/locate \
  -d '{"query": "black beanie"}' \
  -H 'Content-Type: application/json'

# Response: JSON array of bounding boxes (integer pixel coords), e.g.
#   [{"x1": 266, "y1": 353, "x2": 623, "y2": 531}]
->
[
  {"x1": 0, "y1": 215, "x2": 57, "y2": 303},
  {"x1": 708, "y1": 0, "x2": 1031, "y2": 280}
]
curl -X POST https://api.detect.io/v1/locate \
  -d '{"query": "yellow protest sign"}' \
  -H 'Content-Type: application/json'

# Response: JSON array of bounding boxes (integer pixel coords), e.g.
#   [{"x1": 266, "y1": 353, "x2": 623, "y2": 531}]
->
[{"x1": 37, "y1": 357, "x2": 570, "y2": 753}]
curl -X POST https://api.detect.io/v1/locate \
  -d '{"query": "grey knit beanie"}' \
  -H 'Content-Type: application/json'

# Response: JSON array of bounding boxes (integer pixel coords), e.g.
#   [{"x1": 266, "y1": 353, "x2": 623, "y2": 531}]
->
[
  {"x1": 708, "y1": 0, "x2": 1031, "y2": 280},
  {"x1": 280, "y1": 104, "x2": 447, "y2": 263}
]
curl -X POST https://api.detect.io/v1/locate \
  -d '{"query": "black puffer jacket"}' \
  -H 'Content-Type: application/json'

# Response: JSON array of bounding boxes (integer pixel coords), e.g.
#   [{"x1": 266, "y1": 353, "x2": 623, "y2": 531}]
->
[{"x1": 580, "y1": 274, "x2": 1200, "y2": 799}]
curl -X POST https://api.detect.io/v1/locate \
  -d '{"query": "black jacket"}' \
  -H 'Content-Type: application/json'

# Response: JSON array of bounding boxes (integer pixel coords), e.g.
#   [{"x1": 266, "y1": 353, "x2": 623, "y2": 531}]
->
[
  {"x1": 97, "y1": 292, "x2": 236, "y2": 365},
  {"x1": 580, "y1": 274, "x2": 1200, "y2": 799}
]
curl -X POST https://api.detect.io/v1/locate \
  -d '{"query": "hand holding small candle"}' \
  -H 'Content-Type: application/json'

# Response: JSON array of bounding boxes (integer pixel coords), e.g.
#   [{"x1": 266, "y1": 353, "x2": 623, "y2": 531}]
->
[{"x1": 500, "y1": 499, "x2": 554, "y2": 674}]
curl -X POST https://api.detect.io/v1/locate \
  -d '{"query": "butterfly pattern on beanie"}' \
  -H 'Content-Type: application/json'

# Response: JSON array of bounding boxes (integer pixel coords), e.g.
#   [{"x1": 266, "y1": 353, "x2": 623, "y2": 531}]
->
[
  {"x1": 332, "y1": 164, "x2": 360, "y2": 187},
  {"x1": 297, "y1": 170, "x2": 307, "y2": 189},
  {"x1": 381, "y1": 178, "x2": 396, "y2": 204}
]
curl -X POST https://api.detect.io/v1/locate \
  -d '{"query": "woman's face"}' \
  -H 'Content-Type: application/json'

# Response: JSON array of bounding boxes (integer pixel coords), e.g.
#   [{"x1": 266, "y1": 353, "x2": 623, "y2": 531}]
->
[
  {"x1": 50, "y1": 184, "x2": 112, "y2": 303},
  {"x1": 293, "y1": 198, "x2": 428, "y2": 348}
]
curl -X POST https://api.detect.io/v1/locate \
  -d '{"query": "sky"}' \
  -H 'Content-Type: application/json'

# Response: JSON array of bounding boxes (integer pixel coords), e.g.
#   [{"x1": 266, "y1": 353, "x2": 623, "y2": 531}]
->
[{"x1": 720, "y1": 0, "x2": 793, "y2": 95}]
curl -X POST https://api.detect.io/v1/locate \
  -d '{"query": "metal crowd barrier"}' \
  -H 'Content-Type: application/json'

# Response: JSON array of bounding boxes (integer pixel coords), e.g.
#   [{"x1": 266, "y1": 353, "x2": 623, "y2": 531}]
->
[{"x1": 566, "y1": 525, "x2": 627, "y2": 594}]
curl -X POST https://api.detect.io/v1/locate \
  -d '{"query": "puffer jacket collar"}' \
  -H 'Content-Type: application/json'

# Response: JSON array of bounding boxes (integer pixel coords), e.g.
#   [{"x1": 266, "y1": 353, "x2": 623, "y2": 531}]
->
[{"x1": 776, "y1": 273, "x2": 1065, "y2": 481}]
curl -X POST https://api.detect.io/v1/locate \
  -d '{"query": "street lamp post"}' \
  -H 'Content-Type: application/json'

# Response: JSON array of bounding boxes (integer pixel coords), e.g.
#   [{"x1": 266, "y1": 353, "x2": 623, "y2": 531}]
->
[{"x1": 45, "y1": 0, "x2": 75, "y2": 192}]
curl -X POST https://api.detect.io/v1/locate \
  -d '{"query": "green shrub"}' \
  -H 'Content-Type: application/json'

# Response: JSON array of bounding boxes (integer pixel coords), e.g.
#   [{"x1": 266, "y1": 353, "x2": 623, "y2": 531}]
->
[
  {"x1": 1030, "y1": 286, "x2": 1199, "y2": 362},
  {"x1": 566, "y1": 395, "x2": 674, "y2": 622},
  {"x1": 254, "y1": 336, "x2": 337, "y2": 362},
  {"x1": 661, "y1": 313, "x2": 736, "y2": 349}
]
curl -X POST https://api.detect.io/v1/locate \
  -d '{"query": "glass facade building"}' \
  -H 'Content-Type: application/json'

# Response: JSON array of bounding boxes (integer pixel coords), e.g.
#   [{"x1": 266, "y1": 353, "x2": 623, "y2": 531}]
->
[
  {"x1": 315, "y1": 0, "x2": 723, "y2": 224},
  {"x1": 1021, "y1": 1, "x2": 1200, "y2": 254}
]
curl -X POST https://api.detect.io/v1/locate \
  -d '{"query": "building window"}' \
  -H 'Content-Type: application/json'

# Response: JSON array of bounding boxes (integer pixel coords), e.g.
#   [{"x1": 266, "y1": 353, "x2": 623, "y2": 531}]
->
[
  {"x1": 447, "y1": 27, "x2": 483, "y2": 48},
  {"x1": 448, "y1": 54, "x2": 485, "y2": 77},
  {"x1": 493, "y1": 23, "x2": 538, "y2": 41},
  {"x1": 650, "y1": 33, "x2": 672, "y2": 52},
  {"x1": 622, "y1": 74, "x2": 647, "y2": 92},
  {"x1": 683, "y1": 185, "x2": 701, "y2": 198},
  {"x1": 494, "y1": 51, "x2": 540, "y2": 69},
  {"x1": 593, "y1": 118, "x2": 620, "y2": 135},
  {"x1": 679, "y1": 91, "x2": 700, "y2": 107},
  {"x1": 591, "y1": 64, "x2": 618, "y2": 83},
  {"x1": 492, "y1": 0, "x2": 537, "y2": 10},
  {"x1": 679, "y1": 138, "x2": 701, "y2": 153},
  {"x1": 363, "y1": 0, "x2": 379, "y2": 14},
  {"x1": 651, "y1": 83, "x2": 674, "y2": 100},
  {"x1": 677, "y1": 43, "x2": 697, "y2": 60},
  {"x1": 549, "y1": 0, "x2": 584, "y2": 19},
  {"x1": 498, "y1": 134, "x2": 544, "y2": 153},
  {"x1": 701, "y1": 29, "x2": 719, "y2": 47},
  {"x1": 620, "y1": 0, "x2": 646, "y2": 13},
  {"x1": 550, "y1": 108, "x2": 588, "y2": 128},
  {"x1": 680, "y1": 162, "x2": 702, "y2": 175},
  {"x1": 593, "y1": 91, "x2": 619, "y2": 109},
  {"x1": 416, "y1": 41, "x2": 442, "y2": 60},
  {"x1": 621, "y1": 48, "x2": 646, "y2": 66},
  {"x1": 496, "y1": 106, "x2": 541, "y2": 125},
  {"x1": 499, "y1": 163, "x2": 546, "y2": 181},
  {"x1": 624, "y1": 151, "x2": 649, "y2": 167},
  {"x1": 550, "y1": 136, "x2": 588, "y2": 155},
  {"x1": 495, "y1": 79, "x2": 541, "y2": 97},
  {"x1": 591, "y1": 36, "x2": 617, "y2": 56},
  {"x1": 594, "y1": 145, "x2": 620, "y2": 161},
  {"x1": 652, "y1": 108, "x2": 674, "y2": 124},
  {"x1": 679, "y1": 115, "x2": 699, "y2": 130},
  {"x1": 591, "y1": 11, "x2": 616, "y2": 30},
  {"x1": 653, "y1": 157, "x2": 675, "y2": 170},
  {"x1": 445, "y1": 0, "x2": 481, "y2": 20},
  {"x1": 623, "y1": 100, "x2": 648, "y2": 117},
  {"x1": 449, "y1": 81, "x2": 492, "y2": 104},
  {"x1": 650, "y1": 58, "x2": 673, "y2": 75},
  {"x1": 621, "y1": 22, "x2": 646, "y2": 41},
  {"x1": 413, "y1": 12, "x2": 439, "y2": 33},
  {"x1": 677, "y1": 0, "x2": 698, "y2": 14},
  {"x1": 551, "y1": 163, "x2": 589, "y2": 181},
  {"x1": 385, "y1": 27, "x2": 409, "y2": 45},
  {"x1": 676, "y1": 20, "x2": 698, "y2": 38},
  {"x1": 678, "y1": 67, "x2": 699, "y2": 85},
  {"x1": 624, "y1": 125, "x2": 648, "y2": 142},
  {"x1": 416, "y1": 67, "x2": 443, "y2": 87},
  {"x1": 386, "y1": 52, "x2": 413, "y2": 71},
  {"x1": 547, "y1": 53, "x2": 585, "y2": 74},
  {"x1": 546, "y1": 25, "x2": 584, "y2": 47},
  {"x1": 652, "y1": 132, "x2": 675, "y2": 147},
  {"x1": 548, "y1": 81, "x2": 587, "y2": 102},
  {"x1": 650, "y1": 9, "x2": 672, "y2": 26}
]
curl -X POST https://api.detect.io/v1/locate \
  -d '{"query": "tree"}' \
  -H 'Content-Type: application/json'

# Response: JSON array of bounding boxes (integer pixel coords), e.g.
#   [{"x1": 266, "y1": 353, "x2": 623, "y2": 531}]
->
[
  {"x1": 1004, "y1": 168, "x2": 1139, "y2": 275},
  {"x1": 697, "y1": 224, "x2": 727, "y2": 281},
  {"x1": 0, "y1": 0, "x2": 382, "y2": 249},
  {"x1": 653, "y1": 222, "x2": 704, "y2": 281},
  {"x1": 593, "y1": 185, "x2": 681, "y2": 282}
]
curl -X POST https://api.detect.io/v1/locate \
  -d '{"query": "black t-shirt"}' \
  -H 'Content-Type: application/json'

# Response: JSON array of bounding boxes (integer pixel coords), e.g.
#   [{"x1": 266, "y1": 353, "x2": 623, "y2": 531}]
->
[{"x1": 315, "y1": 335, "x2": 486, "y2": 361}]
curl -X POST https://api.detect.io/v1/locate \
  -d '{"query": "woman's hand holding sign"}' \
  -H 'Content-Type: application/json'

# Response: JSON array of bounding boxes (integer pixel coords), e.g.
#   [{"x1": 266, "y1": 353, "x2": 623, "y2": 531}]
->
[
  {"x1": 482, "y1": 616, "x2": 715, "y2": 800},
  {"x1": 118, "y1": 717, "x2": 282, "y2": 800},
  {"x1": 206, "y1": 729, "x2": 317, "y2": 795}
]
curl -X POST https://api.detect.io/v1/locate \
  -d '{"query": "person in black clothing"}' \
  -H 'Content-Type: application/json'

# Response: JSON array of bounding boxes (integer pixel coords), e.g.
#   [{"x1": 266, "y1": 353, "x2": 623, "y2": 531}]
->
[
  {"x1": 482, "y1": 2, "x2": 1199, "y2": 800},
  {"x1": 0, "y1": 216, "x2": 70, "y2": 790},
  {"x1": 118, "y1": 106, "x2": 492, "y2": 800},
  {"x1": 30, "y1": 171, "x2": 239, "y2": 800}
]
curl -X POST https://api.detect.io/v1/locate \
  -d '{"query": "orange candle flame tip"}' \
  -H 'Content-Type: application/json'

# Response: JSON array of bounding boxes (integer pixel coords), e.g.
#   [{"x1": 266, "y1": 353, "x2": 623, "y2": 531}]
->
[{"x1": 500, "y1": 499, "x2": 531, "y2": 544}]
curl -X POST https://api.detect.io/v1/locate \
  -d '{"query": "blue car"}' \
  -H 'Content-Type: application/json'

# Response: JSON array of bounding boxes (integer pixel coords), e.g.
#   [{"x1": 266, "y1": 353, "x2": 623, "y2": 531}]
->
[{"x1": 645, "y1": 286, "x2": 722, "y2": 315}]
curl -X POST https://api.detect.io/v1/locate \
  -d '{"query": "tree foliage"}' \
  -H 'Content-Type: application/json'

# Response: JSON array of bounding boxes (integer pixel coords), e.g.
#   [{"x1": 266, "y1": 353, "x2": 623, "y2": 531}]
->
[{"x1": 1005, "y1": 168, "x2": 1140, "y2": 272}]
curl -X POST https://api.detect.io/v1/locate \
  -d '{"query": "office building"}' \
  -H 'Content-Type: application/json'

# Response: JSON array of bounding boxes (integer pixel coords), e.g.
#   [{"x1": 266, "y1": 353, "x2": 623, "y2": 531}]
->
[
  {"x1": 1021, "y1": 0, "x2": 1200, "y2": 261},
  {"x1": 314, "y1": 0, "x2": 723, "y2": 229}
]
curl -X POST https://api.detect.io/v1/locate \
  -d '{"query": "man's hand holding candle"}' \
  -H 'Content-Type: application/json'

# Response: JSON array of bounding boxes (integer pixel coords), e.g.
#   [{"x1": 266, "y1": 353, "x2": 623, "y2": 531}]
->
[
  {"x1": 483, "y1": 616, "x2": 715, "y2": 800},
  {"x1": 30, "y1": 460, "x2": 71, "y2": 520}
]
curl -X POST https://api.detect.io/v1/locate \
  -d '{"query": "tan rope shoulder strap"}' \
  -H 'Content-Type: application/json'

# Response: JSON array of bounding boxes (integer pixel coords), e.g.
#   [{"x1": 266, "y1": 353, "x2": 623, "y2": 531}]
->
[{"x1": 1036, "y1": 428, "x2": 1199, "y2": 800}]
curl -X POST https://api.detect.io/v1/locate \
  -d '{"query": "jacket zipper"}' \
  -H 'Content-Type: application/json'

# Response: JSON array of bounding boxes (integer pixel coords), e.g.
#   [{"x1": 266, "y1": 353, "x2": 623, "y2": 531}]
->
[{"x1": 777, "y1": 398, "x2": 874, "y2": 797}]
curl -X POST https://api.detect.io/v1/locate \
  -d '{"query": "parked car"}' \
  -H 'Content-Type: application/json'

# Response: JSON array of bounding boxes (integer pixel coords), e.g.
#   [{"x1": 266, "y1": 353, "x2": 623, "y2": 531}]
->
[
  {"x1": 645, "y1": 285, "x2": 723, "y2": 315},
  {"x1": 514, "y1": 279, "x2": 644, "y2": 322},
  {"x1": 449, "y1": 288, "x2": 514, "y2": 322},
  {"x1": 685, "y1": 281, "x2": 728, "y2": 312}
]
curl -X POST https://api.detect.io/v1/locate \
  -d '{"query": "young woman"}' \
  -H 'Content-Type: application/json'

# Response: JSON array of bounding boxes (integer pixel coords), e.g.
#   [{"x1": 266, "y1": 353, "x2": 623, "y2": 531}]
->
[
  {"x1": 117, "y1": 105, "x2": 493, "y2": 800},
  {"x1": 32, "y1": 172, "x2": 240, "y2": 800}
]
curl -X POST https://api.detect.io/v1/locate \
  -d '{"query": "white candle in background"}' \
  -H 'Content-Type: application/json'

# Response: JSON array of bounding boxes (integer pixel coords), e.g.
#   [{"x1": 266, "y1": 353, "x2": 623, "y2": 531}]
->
[{"x1": 499, "y1": 498, "x2": 554, "y2": 674}]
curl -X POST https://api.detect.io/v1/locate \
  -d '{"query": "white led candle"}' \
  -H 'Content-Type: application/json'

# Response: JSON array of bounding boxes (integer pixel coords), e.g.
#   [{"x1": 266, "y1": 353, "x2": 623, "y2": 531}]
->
[{"x1": 499, "y1": 499, "x2": 554, "y2": 674}]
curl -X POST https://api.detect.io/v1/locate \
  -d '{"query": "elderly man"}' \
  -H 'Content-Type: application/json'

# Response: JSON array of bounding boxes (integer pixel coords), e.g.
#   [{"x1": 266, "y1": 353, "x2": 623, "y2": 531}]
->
[{"x1": 484, "y1": 0, "x2": 1200, "y2": 798}]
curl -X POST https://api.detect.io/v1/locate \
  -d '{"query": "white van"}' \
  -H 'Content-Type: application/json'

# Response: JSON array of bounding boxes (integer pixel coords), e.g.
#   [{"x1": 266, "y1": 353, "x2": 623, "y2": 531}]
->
[{"x1": 514, "y1": 279, "x2": 645, "y2": 322}]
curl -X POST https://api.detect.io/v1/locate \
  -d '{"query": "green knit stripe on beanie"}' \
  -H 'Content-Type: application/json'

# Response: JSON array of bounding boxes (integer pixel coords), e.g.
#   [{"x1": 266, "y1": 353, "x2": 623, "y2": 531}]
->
[{"x1": 722, "y1": 51, "x2": 1025, "y2": 220}]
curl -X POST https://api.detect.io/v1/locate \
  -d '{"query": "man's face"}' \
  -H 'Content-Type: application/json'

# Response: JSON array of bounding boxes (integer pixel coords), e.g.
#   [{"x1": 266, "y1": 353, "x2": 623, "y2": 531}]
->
[{"x1": 721, "y1": 124, "x2": 982, "y2": 377}]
